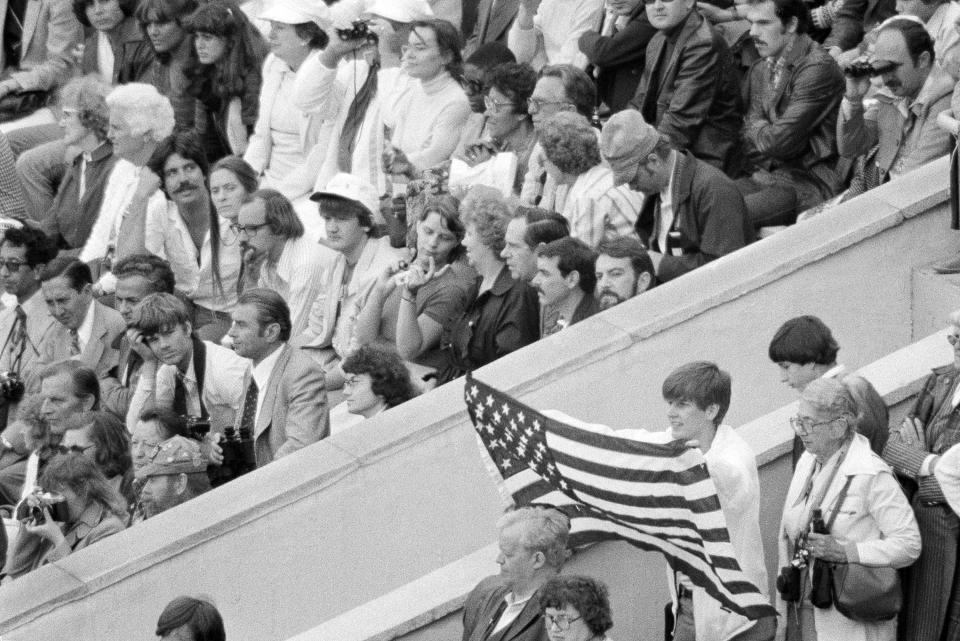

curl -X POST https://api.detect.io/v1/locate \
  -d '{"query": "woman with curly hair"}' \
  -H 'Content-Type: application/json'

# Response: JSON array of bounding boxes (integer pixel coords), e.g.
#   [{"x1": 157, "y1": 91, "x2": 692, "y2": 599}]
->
[
  {"x1": 183, "y1": 0, "x2": 268, "y2": 161},
  {"x1": 457, "y1": 62, "x2": 538, "y2": 193},
  {"x1": 340, "y1": 346, "x2": 419, "y2": 422},
  {"x1": 539, "y1": 575, "x2": 615, "y2": 641},
  {"x1": 435, "y1": 188, "x2": 538, "y2": 384},
  {"x1": 353, "y1": 195, "x2": 478, "y2": 370},
  {"x1": 539, "y1": 111, "x2": 642, "y2": 249}
]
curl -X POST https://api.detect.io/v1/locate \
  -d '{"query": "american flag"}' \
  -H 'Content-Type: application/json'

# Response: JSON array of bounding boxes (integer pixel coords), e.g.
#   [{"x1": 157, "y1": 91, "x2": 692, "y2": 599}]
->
[{"x1": 464, "y1": 373, "x2": 776, "y2": 620}]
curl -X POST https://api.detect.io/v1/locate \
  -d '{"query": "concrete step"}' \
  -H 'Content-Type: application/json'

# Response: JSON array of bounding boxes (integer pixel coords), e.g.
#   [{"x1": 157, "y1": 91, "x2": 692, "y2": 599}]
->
[{"x1": 912, "y1": 259, "x2": 960, "y2": 341}]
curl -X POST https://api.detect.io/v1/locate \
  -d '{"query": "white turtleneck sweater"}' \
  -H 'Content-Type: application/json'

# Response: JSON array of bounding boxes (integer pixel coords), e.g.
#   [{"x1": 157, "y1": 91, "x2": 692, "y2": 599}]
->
[{"x1": 383, "y1": 73, "x2": 472, "y2": 172}]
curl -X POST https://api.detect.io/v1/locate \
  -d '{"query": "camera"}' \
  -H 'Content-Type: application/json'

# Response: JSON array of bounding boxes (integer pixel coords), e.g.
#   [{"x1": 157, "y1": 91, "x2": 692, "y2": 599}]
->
[
  {"x1": 15, "y1": 490, "x2": 69, "y2": 524},
  {"x1": 183, "y1": 415, "x2": 211, "y2": 440},
  {"x1": 843, "y1": 60, "x2": 896, "y2": 78},
  {"x1": 336, "y1": 20, "x2": 378, "y2": 45},
  {"x1": 776, "y1": 562, "x2": 803, "y2": 602},
  {"x1": 0, "y1": 370, "x2": 24, "y2": 401}
]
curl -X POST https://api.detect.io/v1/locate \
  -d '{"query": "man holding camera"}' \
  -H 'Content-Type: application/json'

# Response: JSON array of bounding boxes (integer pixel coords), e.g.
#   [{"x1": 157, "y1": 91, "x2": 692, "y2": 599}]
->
[
  {"x1": 123, "y1": 293, "x2": 249, "y2": 449},
  {"x1": 837, "y1": 16, "x2": 953, "y2": 190}
]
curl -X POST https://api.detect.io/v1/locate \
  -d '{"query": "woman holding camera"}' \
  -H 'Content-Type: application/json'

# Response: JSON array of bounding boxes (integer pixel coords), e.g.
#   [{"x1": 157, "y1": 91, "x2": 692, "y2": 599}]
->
[
  {"x1": 4, "y1": 454, "x2": 128, "y2": 580},
  {"x1": 776, "y1": 378, "x2": 919, "y2": 641}
]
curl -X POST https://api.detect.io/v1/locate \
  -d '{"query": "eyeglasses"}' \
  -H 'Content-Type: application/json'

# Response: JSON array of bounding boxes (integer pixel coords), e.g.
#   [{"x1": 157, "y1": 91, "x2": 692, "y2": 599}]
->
[
  {"x1": 0, "y1": 259, "x2": 27, "y2": 273},
  {"x1": 231, "y1": 222, "x2": 268, "y2": 237},
  {"x1": 464, "y1": 78, "x2": 485, "y2": 95},
  {"x1": 643, "y1": 0, "x2": 678, "y2": 4},
  {"x1": 484, "y1": 95, "x2": 518, "y2": 113},
  {"x1": 527, "y1": 98, "x2": 570, "y2": 113},
  {"x1": 789, "y1": 415, "x2": 837, "y2": 435},
  {"x1": 544, "y1": 614, "x2": 583, "y2": 631},
  {"x1": 948, "y1": 334, "x2": 960, "y2": 345},
  {"x1": 343, "y1": 375, "x2": 362, "y2": 389}
]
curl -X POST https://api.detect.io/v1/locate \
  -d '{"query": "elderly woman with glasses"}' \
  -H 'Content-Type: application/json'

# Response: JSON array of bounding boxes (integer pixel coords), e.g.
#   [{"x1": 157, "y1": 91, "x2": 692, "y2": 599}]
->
[
  {"x1": 538, "y1": 575, "x2": 614, "y2": 641},
  {"x1": 883, "y1": 309, "x2": 960, "y2": 641},
  {"x1": 778, "y1": 378, "x2": 919, "y2": 641}
]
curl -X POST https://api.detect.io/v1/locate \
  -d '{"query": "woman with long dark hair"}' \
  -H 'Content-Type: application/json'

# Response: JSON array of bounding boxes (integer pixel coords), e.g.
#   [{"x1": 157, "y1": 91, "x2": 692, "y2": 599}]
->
[
  {"x1": 183, "y1": 0, "x2": 268, "y2": 161},
  {"x1": 188, "y1": 156, "x2": 258, "y2": 340},
  {"x1": 60, "y1": 411, "x2": 136, "y2": 508}
]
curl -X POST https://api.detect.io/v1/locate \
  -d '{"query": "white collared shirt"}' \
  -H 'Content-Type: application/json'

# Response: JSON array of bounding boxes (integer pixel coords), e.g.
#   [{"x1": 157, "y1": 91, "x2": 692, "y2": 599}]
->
[
  {"x1": 251, "y1": 345, "x2": 284, "y2": 423},
  {"x1": 491, "y1": 590, "x2": 535, "y2": 635},
  {"x1": 655, "y1": 152, "x2": 678, "y2": 253},
  {"x1": 75, "y1": 299, "x2": 96, "y2": 354}
]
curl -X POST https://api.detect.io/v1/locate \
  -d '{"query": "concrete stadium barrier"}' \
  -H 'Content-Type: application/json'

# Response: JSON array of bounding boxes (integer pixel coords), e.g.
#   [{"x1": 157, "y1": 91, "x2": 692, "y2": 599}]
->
[{"x1": 0, "y1": 157, "x2": 956, "y2": 640}]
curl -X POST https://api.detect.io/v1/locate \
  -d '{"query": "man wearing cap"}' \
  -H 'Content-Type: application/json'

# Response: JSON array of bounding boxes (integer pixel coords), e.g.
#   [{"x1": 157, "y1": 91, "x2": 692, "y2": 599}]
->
[
  {"x1": 296, "y1": 173, "x2": 403, "y2": 389},
  {"x1": 304, "y1": 0, "x2": 434, "y2": 195},
  {"x1": 601, "y1": 109, "x2": 752, "y2": 283},
  {"x1": 137, "y1": 435, "x2": 211, "y2": 519},
  {"x1": 238, "y1": 188, "x2": 332, "y2": 337}
]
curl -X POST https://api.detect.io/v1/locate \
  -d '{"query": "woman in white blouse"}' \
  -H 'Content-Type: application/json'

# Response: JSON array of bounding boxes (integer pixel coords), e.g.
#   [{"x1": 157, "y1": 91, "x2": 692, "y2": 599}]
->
[
  {"x1": 188, "y1": 156, "x2": 256, "y2": 341},
  {"x1": 243, "y1": 0, "x2": 335, "y2": 201}
]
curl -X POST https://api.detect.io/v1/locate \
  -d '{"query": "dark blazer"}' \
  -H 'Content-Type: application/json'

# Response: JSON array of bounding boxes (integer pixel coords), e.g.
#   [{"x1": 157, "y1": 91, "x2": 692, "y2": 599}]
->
[
  {"x1": 236, "y1": 343, "x2": 329, "y2": 467},
  {"x1": 41, "y1": 141, "x2": 117, "y2": 251},
  {"x1": 635, "y1": 151, "x2": 752, "y2": 283},
  {"x1": 571, "y1": 292, "x2": 600, "y2": 325},
  {"x1": 462, "y1": 576, "x2": 548, "y2": 641},
  {"x1": 464, "y1": 0, "x2": 520, "y2": 56},
  {"x1": 823, "y1": 0, "x2": 896, "y2": 51},
  {"x1": 629, "y1": 9, "x2": 741, "y2": 171},
  {"x1": 80, "y1": 15, "x2": 155, "y2": 84},
  {"x1": 578, "y1": 4, "x2": 656, "y2": 113},
  {"x1": 741, "y1": 34, "x2": 845, "y2": 201}
]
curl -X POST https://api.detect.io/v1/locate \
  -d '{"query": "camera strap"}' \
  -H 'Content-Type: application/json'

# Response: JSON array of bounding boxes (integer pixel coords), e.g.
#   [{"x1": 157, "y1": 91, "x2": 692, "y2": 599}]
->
[{"x1": 794, "y1": 442, "x2": 851, "y2": 548}]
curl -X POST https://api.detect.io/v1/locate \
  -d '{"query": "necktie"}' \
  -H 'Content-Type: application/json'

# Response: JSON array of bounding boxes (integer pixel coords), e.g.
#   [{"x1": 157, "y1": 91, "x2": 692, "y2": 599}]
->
[
  {"x1": 9, "y1": 305, "x2": 26, "y2": 361},
  {"x1": 68, "y1": 329, "x2": 81, "y2": 356},
  {"x1": 173, "y1": 373, "x2": 188, "y2": 416},
  {"x1": 542, "y1": 307, "x2": 562, "y2": 337},
  {"x1": 238, "y1": 377, "x2": 258, "y2": 439},
  {"x1": 481, "y1": 598, "x2": 510, "y2": 641}
]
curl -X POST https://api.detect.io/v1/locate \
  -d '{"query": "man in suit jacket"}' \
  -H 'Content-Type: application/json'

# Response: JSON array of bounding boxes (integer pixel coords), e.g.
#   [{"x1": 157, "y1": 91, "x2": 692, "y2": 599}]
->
[
  {"x1": 0, "y1": 0, "x2": 82, "y2": 99},
  {"x1": 37, "y1": 256, "x2": 124, "y2": 382},
  {"x1": 601, "y1": 109, "x2": 752, "y2": 283},
  {"x1": 462, "y1": 507, "x2": 570, "y2": 641},
  {"x1": 465, "y1": 0, "x2": 520, "y2": 57},
  {"x1": 228, "y1": 288, "x2": 328, "y2": 467},
  {"x1": 41, "y1": 77, "x2": 118, "y2": 250},
  {"x1": 628, "y1": 0, "x2": 740, "y2": 171},
  {"x1": 578, "y1": 0, "x2": 655, "y2": 113}
]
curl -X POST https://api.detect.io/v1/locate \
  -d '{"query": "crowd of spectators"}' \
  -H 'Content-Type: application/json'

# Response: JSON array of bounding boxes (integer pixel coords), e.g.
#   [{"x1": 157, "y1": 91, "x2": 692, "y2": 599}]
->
[{"x1": 0, "y1": 0, "x2": 955, "y2": 637}]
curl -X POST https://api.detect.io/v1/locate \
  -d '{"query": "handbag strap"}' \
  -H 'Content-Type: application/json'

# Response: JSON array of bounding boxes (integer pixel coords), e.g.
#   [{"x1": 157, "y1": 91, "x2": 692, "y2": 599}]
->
[{"x1": 824, "y1": 476, "x2": 855, "y2": 532}]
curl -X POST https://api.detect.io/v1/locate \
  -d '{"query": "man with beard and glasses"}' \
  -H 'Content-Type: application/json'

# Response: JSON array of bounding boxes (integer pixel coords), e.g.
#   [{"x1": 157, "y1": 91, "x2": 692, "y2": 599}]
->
[
  {"x1": 737, "y1": 0, "x2": 844, "y2": 229},
  {"x1": 594, "y1": 236, "x2": 654, "y2": 310},
  {"x1": 838, "y1": 16, "x2": 953, "y2": 191}
]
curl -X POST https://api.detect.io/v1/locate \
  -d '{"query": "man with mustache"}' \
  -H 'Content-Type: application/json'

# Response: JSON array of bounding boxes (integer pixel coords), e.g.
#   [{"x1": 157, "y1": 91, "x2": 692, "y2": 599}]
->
[
  {"x1": 530, "y1": 237, "x2": 599, "y2": 336},
  {"x1": 738, "y1": 0, "x2": 844, "y2": 229},
  {"x1": 36, "y1": 257, "x2": 125, "y2": 385},
  {"x1": 838, "y1": 16, "x2": 953, "y2": 191},
  {"x1": 594, "y1": 236, "x2": 654, "y2": 310}
]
